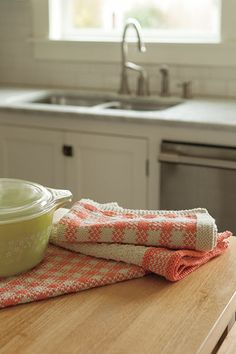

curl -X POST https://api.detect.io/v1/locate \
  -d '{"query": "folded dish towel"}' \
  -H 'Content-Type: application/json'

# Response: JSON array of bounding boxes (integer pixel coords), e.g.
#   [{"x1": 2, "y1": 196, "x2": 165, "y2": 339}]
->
[
  {"x1": 50, "y1": 199, "x2": 231, "y2": 281},
  {"x1": 52, "y1": 199, "x2": 218, "y2": 251},
  {"x1": 0, "y1": 200, "x2": 231, "y2": 308}
]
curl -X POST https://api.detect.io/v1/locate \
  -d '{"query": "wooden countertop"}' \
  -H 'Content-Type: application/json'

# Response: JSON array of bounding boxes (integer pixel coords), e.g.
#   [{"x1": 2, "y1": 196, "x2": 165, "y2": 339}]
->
[{"x1": 1, "y1": 238, "x2": 236, "y2": 354}]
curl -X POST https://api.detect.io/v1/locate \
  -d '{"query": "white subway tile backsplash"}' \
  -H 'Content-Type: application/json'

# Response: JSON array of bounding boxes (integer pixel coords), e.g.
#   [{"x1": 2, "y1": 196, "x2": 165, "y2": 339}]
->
[
  {"x1": 227, "y1": 81, "x2": 236, "y2": 98},
  {"x1": 197, "y1": 79, "x2": 228, "y2": 98},
  {"x1": 208, "y1": 67, "x2": 236, "y2": 81}
]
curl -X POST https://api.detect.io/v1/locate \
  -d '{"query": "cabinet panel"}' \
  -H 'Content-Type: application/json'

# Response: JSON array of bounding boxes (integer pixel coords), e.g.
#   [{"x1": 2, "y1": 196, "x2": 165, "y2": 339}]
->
[
  {"x1": 0, "y1": 125, "x2": 65, "y2": 189},
  {"x1": 65, "y1": 132, "x2": 148, "y2": 209}
]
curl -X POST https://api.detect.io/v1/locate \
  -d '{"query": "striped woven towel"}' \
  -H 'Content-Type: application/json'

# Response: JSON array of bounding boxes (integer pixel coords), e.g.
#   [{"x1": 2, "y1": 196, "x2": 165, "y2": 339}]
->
[{"x1": 50, "y1": 199, "x2": 231, "y2": 281}]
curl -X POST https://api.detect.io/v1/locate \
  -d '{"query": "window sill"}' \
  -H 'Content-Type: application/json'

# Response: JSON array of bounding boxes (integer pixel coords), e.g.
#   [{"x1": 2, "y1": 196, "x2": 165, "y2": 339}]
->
[{"x1": 32, "y1": 38, "x2": 236, "y2": 67}]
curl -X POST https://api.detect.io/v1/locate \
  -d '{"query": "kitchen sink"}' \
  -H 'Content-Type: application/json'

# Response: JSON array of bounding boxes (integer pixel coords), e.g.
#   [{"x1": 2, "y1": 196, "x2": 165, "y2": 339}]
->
[
  {"x1": 99, "y1": 100, "x2": 178, "y2": 111},
  {"x1": 33, "y1": 93, "x2": 106, "y2": 107},
  {"x1": 29, "y1": 92, "x2": 183, "y2": 112}
]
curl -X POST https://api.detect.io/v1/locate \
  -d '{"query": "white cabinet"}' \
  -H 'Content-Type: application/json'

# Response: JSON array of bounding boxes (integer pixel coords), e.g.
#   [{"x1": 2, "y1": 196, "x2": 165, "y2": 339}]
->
[
  {"x1": 0, "y1": 125, "x2": 65, "y2": 188},
  {"x1": 64, "y1": 132, "x2": 148, "y2": 209},
  {"x1": 0, "y1": 125, "x2": 148, "y2": 209}
]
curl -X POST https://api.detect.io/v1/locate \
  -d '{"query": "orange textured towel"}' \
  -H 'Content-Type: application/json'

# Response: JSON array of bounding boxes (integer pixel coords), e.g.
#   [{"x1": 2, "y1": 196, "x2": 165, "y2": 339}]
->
[
  {"x1": 0, "y1": 200, "x2": 231, "y2": 308},
  {"x1": 50, "y1": 200, "x2": 231, "y2": 281},
  {"x1": 51, "y1": 199, "x2": 219, "y2": 251}
]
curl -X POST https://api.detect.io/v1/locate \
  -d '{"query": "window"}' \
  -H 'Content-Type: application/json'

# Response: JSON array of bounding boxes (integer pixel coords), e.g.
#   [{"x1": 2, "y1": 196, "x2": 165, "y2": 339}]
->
[
  {"x1": 50, "y1": 0, "x2": 220, "y2": 42},
  {"x1": 31, "y1": 0, "x2": 236, "y2": 66}
]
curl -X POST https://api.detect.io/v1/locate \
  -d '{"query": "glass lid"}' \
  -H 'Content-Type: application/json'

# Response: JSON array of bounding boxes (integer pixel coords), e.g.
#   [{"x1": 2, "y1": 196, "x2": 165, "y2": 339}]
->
[{"x1": 0, "y1": 178, "x2": 53, "y2": 223}]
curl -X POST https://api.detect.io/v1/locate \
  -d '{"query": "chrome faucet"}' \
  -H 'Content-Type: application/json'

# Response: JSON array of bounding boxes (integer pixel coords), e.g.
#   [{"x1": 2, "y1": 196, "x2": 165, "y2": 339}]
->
[{"x1": 119, "y1": 18, "x2": 149, "y2": 96}]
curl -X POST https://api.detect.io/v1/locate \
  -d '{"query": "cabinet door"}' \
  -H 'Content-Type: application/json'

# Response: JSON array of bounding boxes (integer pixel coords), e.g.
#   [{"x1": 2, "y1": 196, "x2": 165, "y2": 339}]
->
[
  {"x1": 65, "y1": 132, "x2": 148, "y2": 209},
  {"x1": 0, "y1": 125, "x2": 65, "y2": 188}
]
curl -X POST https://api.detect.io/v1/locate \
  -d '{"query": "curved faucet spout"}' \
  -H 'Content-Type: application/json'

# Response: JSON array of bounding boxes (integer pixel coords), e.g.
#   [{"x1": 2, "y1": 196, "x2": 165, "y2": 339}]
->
[
  {"x1": 122, "y1": 18, "x2": 146, "y2": 57},
  {"x1": 119, "y1": 18, "x2": 148, "y2": 95}
]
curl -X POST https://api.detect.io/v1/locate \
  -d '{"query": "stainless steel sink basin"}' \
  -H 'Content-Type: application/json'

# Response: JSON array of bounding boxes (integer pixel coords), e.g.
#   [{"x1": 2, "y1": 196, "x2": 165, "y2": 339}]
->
[
  {"x1": 29, "y1": 92, "x2": 183, "y2": 112},
  {"x1": 33, "y1": 93, "x2": 106, "y2": 107},
  {"x1": 100, "y1": 100, "x2": 178, "y2": 111}
]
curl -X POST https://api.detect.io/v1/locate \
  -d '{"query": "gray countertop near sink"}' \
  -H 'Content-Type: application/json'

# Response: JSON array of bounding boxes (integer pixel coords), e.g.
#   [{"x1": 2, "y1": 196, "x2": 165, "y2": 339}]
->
[{"x1": 0, "y1": 86, "x2": 236, "y2": 131}]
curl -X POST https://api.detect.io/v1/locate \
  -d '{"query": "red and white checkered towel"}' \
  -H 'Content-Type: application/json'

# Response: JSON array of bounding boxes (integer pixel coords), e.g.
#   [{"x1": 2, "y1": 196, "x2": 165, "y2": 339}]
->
[
  {"x1": 0, "y1": 245, "x2": 146, "y2": 308},
  {"x1": 50, "y1": 200, "x2": 231, "y2": 281},
  {"x1": 51, "y1": 199, "x2": 219, "y2": 251},
  {"x1": 0, "y1": 200, "x2": 231, "y2": 308}
]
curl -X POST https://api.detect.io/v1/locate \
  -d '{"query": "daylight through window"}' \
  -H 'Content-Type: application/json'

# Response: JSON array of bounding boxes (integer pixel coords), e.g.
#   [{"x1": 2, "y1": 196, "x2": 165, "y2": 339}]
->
[{"x1": 51, "y1": 0, "x2": 220, "y2": 41}]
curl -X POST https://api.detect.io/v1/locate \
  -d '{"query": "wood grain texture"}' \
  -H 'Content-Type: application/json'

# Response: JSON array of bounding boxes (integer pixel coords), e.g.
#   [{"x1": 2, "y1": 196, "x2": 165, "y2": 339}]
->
[{"x1": 1, "y1": 238, "x2": 236, "y2": 354}]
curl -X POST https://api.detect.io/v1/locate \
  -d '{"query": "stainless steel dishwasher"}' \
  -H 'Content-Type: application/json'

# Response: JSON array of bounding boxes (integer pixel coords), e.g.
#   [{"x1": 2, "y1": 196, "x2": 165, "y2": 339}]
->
[{"x1": 159, "y1": 141, "x2": 236, "y2": 233}]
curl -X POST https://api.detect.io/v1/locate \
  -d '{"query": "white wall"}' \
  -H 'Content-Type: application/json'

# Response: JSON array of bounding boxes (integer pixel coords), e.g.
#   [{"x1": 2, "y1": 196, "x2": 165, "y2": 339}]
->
[{"x1": 1, "y1": 0, "x2": 236, "y2": 98}]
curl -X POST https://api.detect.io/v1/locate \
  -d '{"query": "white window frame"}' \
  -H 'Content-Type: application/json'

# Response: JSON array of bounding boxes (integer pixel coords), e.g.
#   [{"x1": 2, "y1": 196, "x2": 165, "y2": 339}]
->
[{"x1": 31, "y1": 0, "x2": 236, "y2": 66}]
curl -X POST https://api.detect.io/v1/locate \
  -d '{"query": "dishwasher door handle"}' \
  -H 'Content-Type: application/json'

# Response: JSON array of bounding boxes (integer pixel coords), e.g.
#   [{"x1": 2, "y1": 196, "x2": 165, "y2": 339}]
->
[{"x1": 159, "y1": 152, "x2": 236, "y2": 170}]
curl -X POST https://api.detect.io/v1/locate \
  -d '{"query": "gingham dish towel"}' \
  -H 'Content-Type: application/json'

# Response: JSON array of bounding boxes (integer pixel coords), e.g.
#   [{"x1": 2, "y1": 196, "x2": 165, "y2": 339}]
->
[
  {"x1": 50, "y1": 200, "x2": 231, "y2": 281},
  {"x1": 0, "y1": 245, "x2": 146, "y2": 308},
  {"x1": 51, "y1": 199, "x2": 220, "y2": 251},
  {"x1": 0, "y1": 200, "x2": 231, "y2": 308}
]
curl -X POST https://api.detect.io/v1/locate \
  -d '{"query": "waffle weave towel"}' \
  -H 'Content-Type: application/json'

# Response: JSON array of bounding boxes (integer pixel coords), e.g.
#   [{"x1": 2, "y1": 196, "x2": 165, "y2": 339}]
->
[
  {"x1": 50, "y1": 200, "x2": 231, "y2": 281},
  {"x1": 0, "y1": 200, "x2": 231, "y2": 308},
  {"x1": 51, "y1": 199, "x2": 219, "y2": 251}
]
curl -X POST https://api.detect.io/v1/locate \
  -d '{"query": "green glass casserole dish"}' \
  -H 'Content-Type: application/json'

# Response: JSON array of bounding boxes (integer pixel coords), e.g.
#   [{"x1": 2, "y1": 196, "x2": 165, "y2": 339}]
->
[{"x1": 0, "y1": 178, "x2": 72, "y2": 277}]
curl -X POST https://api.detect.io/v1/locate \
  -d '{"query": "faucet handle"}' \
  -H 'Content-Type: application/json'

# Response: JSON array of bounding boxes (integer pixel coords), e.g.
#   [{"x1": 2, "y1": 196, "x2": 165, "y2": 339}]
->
[
  {"x1": 178, "y1": 81, "x2": 192, "y2": 99},
  {"x1": 136, "y1": 71, "x2": 150, "y2": 96},
  {"x1": 159, "y1": 64, "x2": 170, "y2": 97},
  {"x1": 159, "y1": 64, "x2": 169, "y2": 75}
]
